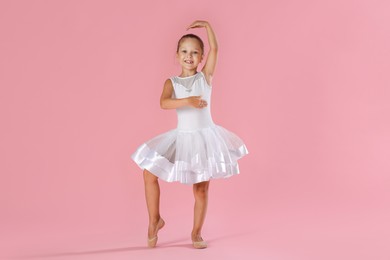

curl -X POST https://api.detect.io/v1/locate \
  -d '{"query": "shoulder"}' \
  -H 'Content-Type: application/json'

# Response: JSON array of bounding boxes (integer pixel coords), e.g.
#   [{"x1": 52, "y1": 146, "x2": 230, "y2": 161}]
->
[
  {"x1": 165, "y1": 76, "x2": 176, "y2": 85},
  {"x1": 161, "y1": 78, "x2": 174, "y2": 99},
  {"x1": 163, "y1": 78, "x2": 174, "y2": 90}
]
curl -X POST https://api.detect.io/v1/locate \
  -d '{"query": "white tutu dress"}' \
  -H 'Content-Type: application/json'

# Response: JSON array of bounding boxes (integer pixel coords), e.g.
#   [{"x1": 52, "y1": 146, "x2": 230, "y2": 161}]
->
[{"x1": 131, "y1": 71, "x2": 248, "y2": 184}]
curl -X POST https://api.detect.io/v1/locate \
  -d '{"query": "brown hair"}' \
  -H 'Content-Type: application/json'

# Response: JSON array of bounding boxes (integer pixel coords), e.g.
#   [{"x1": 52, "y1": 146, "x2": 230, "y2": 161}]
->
[{"x1": 176, "y1": 34, "x2": 204, "y2": 55}]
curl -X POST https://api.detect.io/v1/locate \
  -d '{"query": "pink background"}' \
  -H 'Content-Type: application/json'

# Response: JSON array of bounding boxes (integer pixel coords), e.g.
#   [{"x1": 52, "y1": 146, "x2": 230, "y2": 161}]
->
[{"x1": 1, "y1": 0, "x2": 389, "y2": 259}]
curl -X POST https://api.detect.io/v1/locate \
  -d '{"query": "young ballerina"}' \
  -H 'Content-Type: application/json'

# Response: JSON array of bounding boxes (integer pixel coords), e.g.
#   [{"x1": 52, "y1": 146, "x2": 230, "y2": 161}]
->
[{"x1": 131, "y1": 20, "x2": 248, "y2": 249}]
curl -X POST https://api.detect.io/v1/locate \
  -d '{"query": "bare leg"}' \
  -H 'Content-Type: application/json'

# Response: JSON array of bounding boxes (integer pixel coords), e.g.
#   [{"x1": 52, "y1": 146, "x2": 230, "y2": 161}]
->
[
  {"x1": 192, "y1": 180, "x2": 210, "y2": 244},
  {"x1": 143, "y1": 169, "x2": 164, "y2": 242}
]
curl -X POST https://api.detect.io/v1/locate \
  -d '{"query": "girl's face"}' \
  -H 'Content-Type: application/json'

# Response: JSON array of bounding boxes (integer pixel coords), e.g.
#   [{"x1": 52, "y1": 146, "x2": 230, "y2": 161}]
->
[{"x1": 176, "y1": 38, "x2": 203, "y2": 70}]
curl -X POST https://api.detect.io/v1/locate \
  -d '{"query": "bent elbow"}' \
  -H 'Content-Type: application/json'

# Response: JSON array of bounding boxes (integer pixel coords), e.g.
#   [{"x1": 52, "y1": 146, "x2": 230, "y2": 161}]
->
[{"x1": 160, "y1": 100, "x2": 167, "y2": 109}]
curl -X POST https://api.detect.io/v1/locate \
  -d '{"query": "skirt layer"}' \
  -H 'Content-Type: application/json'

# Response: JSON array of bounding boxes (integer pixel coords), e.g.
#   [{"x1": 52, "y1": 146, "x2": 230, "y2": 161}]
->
[{"x1": 131, "y1": 124, "x2": 249, "y2": 184}]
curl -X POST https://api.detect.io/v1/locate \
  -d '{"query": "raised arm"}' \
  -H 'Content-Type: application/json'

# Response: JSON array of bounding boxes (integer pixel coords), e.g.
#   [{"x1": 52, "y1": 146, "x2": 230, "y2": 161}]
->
[
  {"x1": 187, "y1": 20, "x2": 218, "y2": 86},
  {"x1": 160, "y1": 79, "x2": 208, "y2": 110}
]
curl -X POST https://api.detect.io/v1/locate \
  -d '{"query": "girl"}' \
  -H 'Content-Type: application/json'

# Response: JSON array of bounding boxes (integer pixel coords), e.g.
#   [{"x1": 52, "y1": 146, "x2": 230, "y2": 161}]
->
[{"x1": 131, "y1": 20, "x2": 248, "y2": 249}]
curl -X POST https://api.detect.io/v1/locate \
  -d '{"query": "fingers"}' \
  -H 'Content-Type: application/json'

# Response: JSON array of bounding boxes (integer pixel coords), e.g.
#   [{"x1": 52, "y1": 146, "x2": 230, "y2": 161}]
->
[
  {"x1": 187, "y1": 25, "x2": 200, "y2": 30},
  {"x1": 197, "y1": 99, "x2": 208, "y2": 108},
  {"x1": 187, "y1": 20, "x2": 206, "y2": 30},
  {"x1": 187, "y1": 21, "x2": 197, "y2": 28},
  {"x1": 188, "y1": 96, "x2": 207, "y2": 108}
]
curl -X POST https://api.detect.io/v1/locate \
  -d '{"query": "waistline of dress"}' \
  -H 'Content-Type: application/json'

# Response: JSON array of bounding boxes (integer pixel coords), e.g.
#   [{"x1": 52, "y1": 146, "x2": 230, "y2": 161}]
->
[{"x1": 175, "y1": 123, "x2": 217, "y2": 132}]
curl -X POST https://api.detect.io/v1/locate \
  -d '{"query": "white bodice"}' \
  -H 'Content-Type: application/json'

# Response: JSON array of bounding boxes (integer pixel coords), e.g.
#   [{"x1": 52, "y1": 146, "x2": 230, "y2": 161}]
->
[{"x1": 170, "y1": 71, "x2": 214, "y2": 131}]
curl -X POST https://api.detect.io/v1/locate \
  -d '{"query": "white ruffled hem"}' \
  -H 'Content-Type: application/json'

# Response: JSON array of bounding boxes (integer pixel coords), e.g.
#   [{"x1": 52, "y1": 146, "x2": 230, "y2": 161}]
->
[{"x1": 131, "y1": 124, "x2": 249, "y2": 185}]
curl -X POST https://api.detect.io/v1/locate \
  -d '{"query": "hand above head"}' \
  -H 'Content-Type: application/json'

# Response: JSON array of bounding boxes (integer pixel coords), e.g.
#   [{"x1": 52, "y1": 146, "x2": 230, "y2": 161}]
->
[
  {"x1": 186, "y1": 20, "x2": 210, "y2": 30},
  {"x1": 187, "y1": 96, "x2": 208, "y2": 109},
  {"x1": 185, "y1": 20, "x2": 218, "y2": 78}
]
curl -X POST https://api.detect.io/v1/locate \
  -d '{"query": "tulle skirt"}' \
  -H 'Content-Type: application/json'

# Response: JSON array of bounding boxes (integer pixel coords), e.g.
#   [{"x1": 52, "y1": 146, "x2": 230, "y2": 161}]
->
[{"x1": 131, "y1": 124, "x2": 249, "y2": 185}]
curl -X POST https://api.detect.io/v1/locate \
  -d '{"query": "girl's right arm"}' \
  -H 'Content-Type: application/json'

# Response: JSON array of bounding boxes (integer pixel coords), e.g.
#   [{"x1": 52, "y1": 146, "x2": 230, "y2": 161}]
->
[{"x1": 160, "y1": 79, "x2": 207, "y2": 109}]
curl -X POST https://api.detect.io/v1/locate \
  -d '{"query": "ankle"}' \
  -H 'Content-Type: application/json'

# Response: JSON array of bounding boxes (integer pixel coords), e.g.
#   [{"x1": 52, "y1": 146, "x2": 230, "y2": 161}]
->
[
  {"x1": 191, "y1": 231, "x2": 203, "y2": 240},
  {"x1": 149, "y1": 217, "x2": 161, "y2": 226}
]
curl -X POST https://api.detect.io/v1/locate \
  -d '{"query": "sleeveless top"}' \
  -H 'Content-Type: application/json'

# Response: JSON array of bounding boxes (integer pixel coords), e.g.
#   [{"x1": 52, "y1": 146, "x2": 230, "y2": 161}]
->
[{"x1": 169, "y1": 71, "x2": 215, "y2": 131}]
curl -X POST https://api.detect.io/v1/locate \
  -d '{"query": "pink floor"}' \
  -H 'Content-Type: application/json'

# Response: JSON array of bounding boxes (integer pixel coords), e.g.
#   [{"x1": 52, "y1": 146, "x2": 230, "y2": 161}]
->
[{"x1": 2, "y1": 182, "x2": 389, "y2": 260}]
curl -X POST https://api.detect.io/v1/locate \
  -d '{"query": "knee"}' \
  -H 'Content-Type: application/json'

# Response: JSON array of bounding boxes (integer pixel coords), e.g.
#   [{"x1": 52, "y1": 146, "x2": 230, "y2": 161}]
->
[
  {"x1": 193, "y1": 182, "x2": 209, "y2": 198},
  {"x1": 143, "y1": 169, "x2": 158, "y2": 183}
]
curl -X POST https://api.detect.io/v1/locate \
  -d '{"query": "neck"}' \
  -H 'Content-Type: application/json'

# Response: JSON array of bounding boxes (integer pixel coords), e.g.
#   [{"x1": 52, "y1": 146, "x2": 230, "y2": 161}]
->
[{"x1": 179, "y1": 69, "x2": 198, "y2": 77}]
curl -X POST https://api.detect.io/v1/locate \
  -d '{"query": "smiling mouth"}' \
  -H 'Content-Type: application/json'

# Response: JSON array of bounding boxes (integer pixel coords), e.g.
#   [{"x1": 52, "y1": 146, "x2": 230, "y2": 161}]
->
[{"x1": 185, "y1": 60, "x2": 193, "y2": 64}]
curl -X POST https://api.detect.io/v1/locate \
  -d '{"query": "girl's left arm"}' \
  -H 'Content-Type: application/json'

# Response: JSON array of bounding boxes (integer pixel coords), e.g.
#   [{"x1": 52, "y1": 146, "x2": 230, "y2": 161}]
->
[{"x1": 187, "y1": 20, "x2": 218, "y2": 86}]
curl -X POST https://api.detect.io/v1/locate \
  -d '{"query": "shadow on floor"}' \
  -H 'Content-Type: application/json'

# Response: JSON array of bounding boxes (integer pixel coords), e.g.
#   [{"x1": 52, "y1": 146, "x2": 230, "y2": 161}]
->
[{"x1": 4, "y1": 229, "x2": 259, "y2": 258}]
